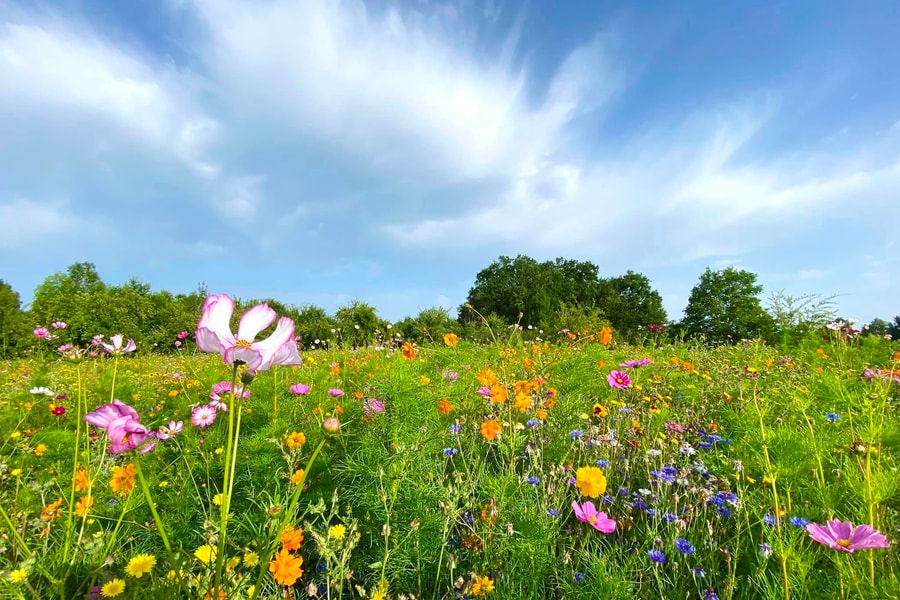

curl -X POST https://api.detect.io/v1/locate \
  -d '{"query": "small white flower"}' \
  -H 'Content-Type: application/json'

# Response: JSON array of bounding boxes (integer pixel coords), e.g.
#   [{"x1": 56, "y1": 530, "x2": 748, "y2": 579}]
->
[{"x1": 30, "y1": 387, "x2": 55, "y2": 396}]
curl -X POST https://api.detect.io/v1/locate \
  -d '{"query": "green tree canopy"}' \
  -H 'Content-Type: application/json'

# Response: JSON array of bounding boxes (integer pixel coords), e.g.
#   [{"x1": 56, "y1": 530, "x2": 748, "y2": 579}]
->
[
  {"x1": 682, "y1": 267, "x2": 774, "y2": 342},
  {"x1": 0, "y1": 279, "x2": 25, "y2": 357}
]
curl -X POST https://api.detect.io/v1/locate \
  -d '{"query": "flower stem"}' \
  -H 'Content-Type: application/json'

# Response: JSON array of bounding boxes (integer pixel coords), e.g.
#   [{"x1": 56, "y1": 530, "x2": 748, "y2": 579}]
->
[
  {"x1": 213, "y1": 364, "x2": 240, "y2": 596},
  {"x1": 134, "y1": 459, "x2": 174, "y2": 558}
]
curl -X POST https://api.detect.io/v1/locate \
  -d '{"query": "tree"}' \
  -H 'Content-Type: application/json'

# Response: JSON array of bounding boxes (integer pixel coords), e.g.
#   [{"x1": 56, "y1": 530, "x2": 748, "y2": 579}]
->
[
  {"x1": 293, "y1": 305, "x2": 336, "y2": 349},
  {"x1": 0, "y1": 280, "x2": 24, "y2": 357},
  {"x1": 682, "y1": 267, "x2": 774, "y2": 342},
  {"x1": 597, "y1": 271, "x2": 667, "y2": 337},
  {"x1": 766, "y1": 290, "x2": 838, "y2": 347},
  {"x1": 887, "y1": 316, "x2": 900, "y2": 340},
  {"x1": 334, "y1": 301, "x2": 384, "y2": 349},
  {"x1": 31, "y1": 262, "x2": 107, "y2": 345}
]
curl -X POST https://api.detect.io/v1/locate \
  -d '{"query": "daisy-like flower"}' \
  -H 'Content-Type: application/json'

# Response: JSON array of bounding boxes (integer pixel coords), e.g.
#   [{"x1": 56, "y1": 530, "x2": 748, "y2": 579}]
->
[
  {"x1": 290, "y1": 383, "x2": 311, "y2": 395},
  {"x1": 51, "y1": 321, "x2": 67, "y2": 329},
  {"x1": 575, "y1": 466, "x2": 607, "y2": 498},
  {"x1": 328, "y1": 388, "x2": 344, "y2": 397},
  {"x1": 806, "y1": 519, "x2": 890, "y2": 552},
  {"x1": 125, "y1": 553, "x2": 156, "y2": 578},
  {"x1": 33, "y1": 327, "x2": 51, "y2": 339},
  {"x1": 101, "y1": 334, "x2": 137, "y2": 355},
  {"x1": 191, "y1": 405, "x2": 217, "y2": 428},
  {"x1": 571, "y1": 501, "x2": 616, "y2": 533},
  {"x1": 157, "y1": 421, "x2": 184, "y2": 440},
  {"x1": 30, "y1": 387, "x2": 55, "y2": 396},
  {"x1": 607, "y1": 370, "x2": 631, "y2": 389},
  {"x1": 101, "y1": 578, "x2": 126, "y2": 597},
  {"x1": 195, "y1": 294, "x2": 301, "y2": 374},
  {"x1": 269, "y1": 548, "x2": 304, "y2": 586}
]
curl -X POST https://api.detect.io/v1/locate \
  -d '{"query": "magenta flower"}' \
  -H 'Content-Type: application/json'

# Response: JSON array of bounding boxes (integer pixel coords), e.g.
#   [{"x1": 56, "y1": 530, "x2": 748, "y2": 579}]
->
[
  {"x1": 607, "y1": 370, "x2": 631, "y2": 389},
  {"x1": 328, "y1": 388, "x2": 345, "y2": 398},
  {"x1": 191, "y1": 405, "x2": 217, "y2": 428},
  {"x1": 572, "y1": 501, "x2": 616, "y2": 533},
  {"x1": 364, "y1": 398, "x2": 385, "y2": 417},
  {"x1": 806, "y1": 520, "x2": 889, "y2": 552},
  {"x1": 34, "y1": 327, "x2": 50, "y2": 339},
  {"x1": 51, "y1": 321, "x2": 67, "y2": 329},
  {"x1": 84, "y1": 399, "x2": 155, "y2": 454},
  {"x1": 101, "y1": 334, "x2": 136, "y2": 355},
  {"x1": 195, "y1": 294, "x2": 301, "y2": 373},
  {"x1": 290, "y1": 383, "x2": 311, "y2": 395}
]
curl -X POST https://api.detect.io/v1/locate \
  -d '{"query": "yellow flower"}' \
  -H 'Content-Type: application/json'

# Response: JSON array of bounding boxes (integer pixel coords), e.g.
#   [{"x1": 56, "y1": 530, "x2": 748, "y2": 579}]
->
[
  {"x1": 471, "y1": 575, "x2": 494, "y2": 596},
  {"x1": 11, "y1": 468, "x2": 22, "y2": 477},
  {"x1": 215, "y1": 447, "x2": 224, "y2": 455},
  {"x1": 420, "y1": 375, "x2": 431, "y2": 385},
  {"x1": 243, "y1": 551, "x2": 259, "y2": 568},
  {"x1": 213, "y1": 493, "x2": 225, "y2": 506},
  {"x1": 284, "y1": 431, "x2": 306, "y2": 450},
  {"x1": 75, "y1": 495, "x2": 94, "y2": 517},
  {"x1": 575, "y1": 466, "x2": 607, "y2": 498},
  {"x1": 125, "y1": 553, "x2": 156, "y2": 578},
  {"x1": 168, "y1": 389, "x2": 180, "y2": 397},
  {"x1": 195, "y1": 544, "x2": 218, "y2": 564},
  {"x1": 101, "y1": 578, "x2": 126, "y2": 597},
  {"x1": 291, "y1": 469, "x2": 305, "y2": 485},
  {"x1": 226, "y1": 556, "x2": 241, "y2": 571},
  {"x1": 329, "y1": 524, "x2": 347, "y2": 540},
  {"x1": 443, "y1": 333, "x2": 459, "y2": 347},
  {"x1": 8, "y1": 569, "x2": 27, "y2": 584},
  {"x1": 109, "y1": 464, "x2": 136, "y2": 496},
  {"x1": 9, "y1": 431, "x2": 21, "y2": 439},
  {"x1": 34, "y1": 443, "x2": 47, "y2": 457},
  {"x1": 159, "y1": 481, "x2": 169, "y2": 488}
]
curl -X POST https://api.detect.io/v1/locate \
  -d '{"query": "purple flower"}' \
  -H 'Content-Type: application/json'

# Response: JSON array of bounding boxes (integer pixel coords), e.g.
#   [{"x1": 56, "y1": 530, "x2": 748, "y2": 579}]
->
[
  {"x1": 33, "y1": 327, "x2": 51, "y2": 339},
  {"x1": 607, "y1": 371, "x2": 631, "y2": 389},
  {"x1": 443, "y1": 447, "x2": 458, "y2": 456},
  {"x1": 328, "y1": 388, "x2": 345, "y2": 398},
  {"x1": 364, "y1": 398, "x2": 385, "y2": 417},
  {"x1": 648, "y1": 549, "x2": 665, "y2": 564},
  {"x1": 526, "y1": 476, "x2": 540, "y2": 485},
  {"x1": 675, "y1": 538, "x2": 695, "y2": 555}
]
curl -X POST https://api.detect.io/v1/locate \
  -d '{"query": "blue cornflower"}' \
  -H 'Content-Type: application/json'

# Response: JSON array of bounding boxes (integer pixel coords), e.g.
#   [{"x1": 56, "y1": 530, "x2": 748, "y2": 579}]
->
[
  {"x1": 574, "y1": 572, "x2": 585, "y2": 583},
  {"x1": 693, "y1": 566, "x2": 707, "y2": 578},
  {"x1": 648, "y1": 549, "x2": 665, "y2": 564},
  {"x1": 449, "y1": 424, "x2": 460, "y2": 434},
  {"x1": 547, "y1": 508, "x2": 560, "y2": 517},
  {"x1": 316, "y1": 562, "x2": 327, "y2": 573},
  {"x1": 567, "y1": 477, "x2": 576, "y2": 485},
  {"x1": 789, "y1": 516, "x2": 809, "y2": 528},
  {"x1": 825, "y1": 412, "x2": 840, "y2": 422},
  {"x1": 699, "y1": 441, "x2": 713, "y2": 450},
  {"x1": 706, "y1": 495, "x2": 724, "y2": 507},
  {"x1": 675, "y1": 538, "x2": 695, "y2": 555},
  {"x1": 759, "y1": 543, "x2": 772, "y2": 558},
  {"x1": 570, "y1": 430, "x2": 584, "y2": 441},
  {"x1": 704, "y1": 591, "x2": 720, "y2": 600},
  {"x1": 706, "y1": 434, "x2": 724, "y2": 443},
  {"x1": 763, "y1": 513, "x2": 776, "y2": 527},
  {"x1": 595, "y1": 459, "x2": 609, "y2": 468},
  {"x1": 526, "y1": 419, "x2": 540, "y2": 427},
  {"x1": 717, "y1": 506, "x2": 732, "y2": 517},
  {"x1": 443, "y1": 447, "x2": 458, "y2": 456},
  {"x1": 526, "y1": 476, "x2": 540, "y2": 485},
  {"x1": 663, "y1": 513, "x2": 677, "y2": 523}
]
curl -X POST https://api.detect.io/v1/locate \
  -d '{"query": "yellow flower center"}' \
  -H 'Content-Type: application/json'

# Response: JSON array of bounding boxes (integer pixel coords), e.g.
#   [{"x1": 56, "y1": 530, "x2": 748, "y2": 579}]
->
[
  {"x1": 589, "y1": 516, "x2": 597, "y2": 524},
  {"x1": 837, "y1": 539, "x2": 851, "y2": 548},
  {"x1": 235, "y1": 339, "x2": 253, "y2": 348}
]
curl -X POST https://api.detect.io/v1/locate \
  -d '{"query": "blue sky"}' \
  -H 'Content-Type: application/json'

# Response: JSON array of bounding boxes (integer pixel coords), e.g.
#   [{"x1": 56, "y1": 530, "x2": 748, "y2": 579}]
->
[{"x1": 2, "y1": 0, "x2": 898, "y2": 323}]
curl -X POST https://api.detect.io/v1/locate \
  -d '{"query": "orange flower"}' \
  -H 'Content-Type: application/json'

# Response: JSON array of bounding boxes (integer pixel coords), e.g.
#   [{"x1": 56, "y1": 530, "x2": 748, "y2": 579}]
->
[
  {"x1": 330, "y1": 363, "x2": 340, "y2": 376},
  {"x1": 489, "y1": 384, "x2": 508, "y2": 404},
  {"x1": 471, "y1": 575, "x2": 495, "y2": 596},
  {"x1": 443, "y1": 333, "x2": 459, "y2": 347},
  {"x1": 477, "y1": 368, "x2": 498, "y2": 387},
  {"x1": 401, "y1": 342, "x2": 417, "y2": 359},
  {"x1": 354, "y1": 390, "x2": 364, "y2": 399},
  {"x1": 598, "y1": 326, "x2": 613, "y2": 345},
  {"x1": 592, "y1": 404, "x2": 608, "y2": 418},
  {"x1": 596, "y1": 360, "x2": 606, "y2": 368},
  {"x1": 438, "y1": 398, "x2": 453, "y2": 414},
  {"x1": 109, "y1": 464, "x2": 137, "y2": 496},
  {"x1": 681, "y1": 362, "x2": 695, "y2": 371},
  {"x1": 893, "y1": 352, "x2": 900, "y2": 361},
  {"x1": 41, "y1": 497, "x2": 64, "y2": 521},
  {"x1": 291, "y1": 470, "x2": 305, "y2": 485},
  {"x1": 284, "y1": 432, "x2": 306, "y2": 450},
  {"x1": 269, "y1": 548, "x2": 304, "y2": 586},
  {"x1": 536, "y1": 408, "x2": 548, "y2": 420},
  {"x1": 480, "y1": 419, "x2": 501, "y2": 441},
  {"x1": 74, "y1": 468, "x2": 91, "y2": 492},
  {"x1": 75, "y1": 495, "x2": 94, "y2": 517},
  {"x1": 280, "y1": 525, "x2": 304, "y2": 551},
  {"x1": 312, "y1": 407, "x2": 323, "y2": 415},
  {"x1": 513, "y1": 394, "x2": 532, "y2": 412}
]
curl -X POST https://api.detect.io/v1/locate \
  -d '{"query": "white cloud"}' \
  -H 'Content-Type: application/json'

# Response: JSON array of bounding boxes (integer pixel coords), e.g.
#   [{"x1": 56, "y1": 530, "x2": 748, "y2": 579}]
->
[{"x1": 0, "y1": 197, "x2": 93, "y2": 249}]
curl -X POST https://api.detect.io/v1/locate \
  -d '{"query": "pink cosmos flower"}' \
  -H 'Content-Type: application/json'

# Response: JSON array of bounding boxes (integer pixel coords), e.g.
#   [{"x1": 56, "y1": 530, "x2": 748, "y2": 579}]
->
[
  {"x1": 290, "y1": 383, "x2": 311, "y2": 395},
  {"x1": 328, "y1": 388, "x2": 344, "y2": 397},
  {"x1": 195, "y1": 294, "x2": 301, "y2": 373},
  {"x1": 806, "y1": 520, "x2": 889, "y2": 552},
  {"x1": 191, "y1": 405, "x2": 217, "y2": 427},
  {"x1": 84, "y1": 399, "x2": 155, "y2": 454},
  {"x1": 51, "y1": 321, "x2": 67, "y2": 329},
  {"x1": 364, "y1": 399, "x2": 385, "y2": 417},
  {"x1": 101, "y1": 334, "x2": 136, "y2": 355},
  {"x1": 34, "y1": 327, "x2": 50, "y2": 339},
  {"x1": 157, "y1": 420, "x2": 184, "y2": 440},
  {"x1": 572, "y1": 501, "x2": 616, "y2": 533},
  {"x1": 51, "y1": 405, "x2": 66, "y2": 416},
  {"x1": 607, "y1": 370, "x2": 631, "y2": 389}
]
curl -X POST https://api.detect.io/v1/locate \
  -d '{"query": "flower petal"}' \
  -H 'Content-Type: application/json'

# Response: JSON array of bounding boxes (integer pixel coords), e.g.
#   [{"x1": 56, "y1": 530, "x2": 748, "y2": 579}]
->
[
  {"x1": 237, "y1": 304, "x2": 278, "y2": 342},
  {"x1": 224, "y1": 345, "x2": 263, "y2": 372},
  {"x1": 197, "y1": 294, "x2": 236, "y2": 349},
  {"x1": 251, "y1": 317, "x2": 296, "y2": 371}
]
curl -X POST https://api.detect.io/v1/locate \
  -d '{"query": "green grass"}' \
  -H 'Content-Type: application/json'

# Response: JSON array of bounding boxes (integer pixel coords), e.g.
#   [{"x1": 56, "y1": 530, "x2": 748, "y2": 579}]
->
[{"x1": 0, "y1": 334, "x2": 898, "y2": 599}]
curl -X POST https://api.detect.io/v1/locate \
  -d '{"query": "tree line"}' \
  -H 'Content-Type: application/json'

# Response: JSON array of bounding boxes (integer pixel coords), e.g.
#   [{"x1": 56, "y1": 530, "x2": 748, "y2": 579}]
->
[{"x1": 0, "y1": 257, "x2": 897, "y2": 357}]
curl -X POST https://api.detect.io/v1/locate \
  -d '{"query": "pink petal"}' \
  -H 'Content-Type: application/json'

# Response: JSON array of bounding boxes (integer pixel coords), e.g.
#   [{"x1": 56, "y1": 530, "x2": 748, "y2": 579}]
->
[
  {"x1": 198, "y1": 295, "x2": 236, "y2": 348},
  {"x1": 572, "y1": 501, "x2": 586, "y2": 522},
  {"x1": 224, "y1": 345, "x2": 263, "y2": 372},
  {"x1": 826, "y1": 519, "x2": 854, "y2": 542},
  {"x1": 251, "y1": 317, "x2": 296, "y2": 370},
  {"x1": 806, "y1": 523, "x2": 837, "y2": 547},
  {"x1": 237, "y1": 304, "x2": 277, "y2": 342},
  {"x1": 593, "y1": 512, "x2": 616, "y2": 534},
  {"x1": 110, "y1": 334, "x2": 124, "y2": 349},
  {"x1": 196, "y1": 326, "x2": 227, "y2": 355}
]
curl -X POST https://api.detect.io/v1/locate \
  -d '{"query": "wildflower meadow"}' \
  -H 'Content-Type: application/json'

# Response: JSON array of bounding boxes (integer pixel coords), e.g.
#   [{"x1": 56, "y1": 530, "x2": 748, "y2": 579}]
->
[{"x1": 1, "y1": 297, "x2": 898, "y2": 600}]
